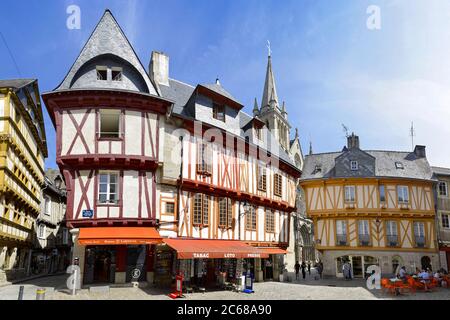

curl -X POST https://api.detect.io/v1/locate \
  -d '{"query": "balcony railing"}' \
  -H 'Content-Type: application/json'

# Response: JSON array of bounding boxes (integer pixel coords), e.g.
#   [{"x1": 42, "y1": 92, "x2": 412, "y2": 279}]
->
[
  {"x1": 387, "y1": 235, "x2": 398, "y2": 247},
  {"x1": 359, "y1": 234, "x2": 370, "y2": 246},
  {"x1": 336, "y1": 234, "x2": 347, "y2": 246},
  {"x1": 415, "y1": 236, "x2": 426, "y2": 248}
]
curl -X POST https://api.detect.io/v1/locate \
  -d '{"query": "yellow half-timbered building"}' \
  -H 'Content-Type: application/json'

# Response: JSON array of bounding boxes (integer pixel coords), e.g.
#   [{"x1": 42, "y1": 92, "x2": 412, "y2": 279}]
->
[
  {"x1": 0, "y1": 79, "x2": 47, "y2": 283},
  {"x1": 301, "y1": 134, "x2": 438, "y2": 277}
]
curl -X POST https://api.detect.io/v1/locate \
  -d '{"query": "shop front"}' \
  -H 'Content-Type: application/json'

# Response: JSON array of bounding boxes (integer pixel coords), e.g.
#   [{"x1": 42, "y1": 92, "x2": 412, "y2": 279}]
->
[
  {"x1": 77, "y1": 227, "x2": 161, "y2": 285},
  {"x1": 160, "y1": 239, "x2": 269, "y2": 290}
]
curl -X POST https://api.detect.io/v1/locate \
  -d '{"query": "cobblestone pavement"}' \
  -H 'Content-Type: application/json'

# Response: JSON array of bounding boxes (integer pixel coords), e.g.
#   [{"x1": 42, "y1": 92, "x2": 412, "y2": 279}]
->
[{"x1": 1, "y1": 272, "x2": 450, "y2": 300}]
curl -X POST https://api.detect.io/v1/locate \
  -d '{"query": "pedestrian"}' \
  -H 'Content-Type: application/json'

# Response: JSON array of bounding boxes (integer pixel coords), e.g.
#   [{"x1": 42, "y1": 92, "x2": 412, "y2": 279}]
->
[
  {"x1": 307, "y1": 261, "x2": 311, "y2": 275},
  {"x1": 343, "y1": 261, "x2": 351, "y2": 280},
  {"x1": 294, "y1": 261, "x2": 300, "y2": 280},
  {"x1": 301, "y1": 261, "x2": 307, "y2": 280},
  {"x1": 317, "y1": 261, "x2": 323, "y2": 279}
]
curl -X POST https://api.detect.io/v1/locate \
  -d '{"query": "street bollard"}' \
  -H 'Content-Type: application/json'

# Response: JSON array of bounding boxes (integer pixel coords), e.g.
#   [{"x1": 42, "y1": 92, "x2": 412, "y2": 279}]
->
[
  {"x1": 36, "y1": 288, "x2": 46, "y2": 300},
  {"x1": 18, "y1": 285, "x2": 24, "y2": 300}
]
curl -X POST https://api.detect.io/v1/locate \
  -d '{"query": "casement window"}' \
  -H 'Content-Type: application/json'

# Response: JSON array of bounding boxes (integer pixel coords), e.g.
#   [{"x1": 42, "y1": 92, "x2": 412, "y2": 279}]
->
[
  {"x1": 274, "y1": 173, "x2": 283, "y2": 197},
  {"x1": 212, "y1": 103, "x2": 225, "y2": 122},
  {"x1": 358, "y1": 220, "x2": 370, "y2": 246},
  {"x1": 218, "y1": 197, "x2": 233, "y2": 228},
  {"x1": 96, "y1": 66, "x2": 107, "y2": 80},
  {"x1": 344, "y1": 186, "x2": 356, "y2": 203},
  {"x1": 397, "y1": 185, "x2": 409, "y2": 204},
  {"x1": 165, "y1": 202, "x2": 175, "y2": 214},
  {"x1": 38, "y1": 224, "x2": 45, "y2": 239},
  {"x1": 112, "y1": 67, "x2": 123, "y2": 81},
  {"x1": 379, "y1": 185, "x2": 386, "y2": 202},
  {"x1": 442, "y1": 214, "x2": 450, "y2": 229},
  {"x1": 414, "y1": 222, "x2": 426, "y2": 247},
  {"x1": 44, "y1": 195, "x2": 51, "y2": 216},
  {"x1": 196, "y1": 142, "x2": 213, "y2": 174},
  {"x1": 245, "y1": 206, "x2": 257, "y2": 231},
  {"x1": 350, "y1": 160, "x2": 358, "y2": 171},
  {"x1": 439, "y1": 181, "x2": 448, "y2": 197},
  {"x1": 395, "y1": 162, "x2": 404, "y2": 169},
  {"x1": 265, "y1": 209, "x2": 275, "y2": 233},
  {"x1": 336, "y1": 220, "x2": 347, "y2": 245},
  {"x1": 98, "y1": 172, "x2": 119, "y2": 204},
  {"x1": 99, "y1": 109, "x2": 121, "y2": 138},
  {"x1": 193, "y1": 193, "x2": 209, "y2": 225},
  {"x1": 257, "y1": 165, "x2": 267, "y2": 191},
  {"x1": 386, "y1": 221, "x2": 398, "y2": 246}
]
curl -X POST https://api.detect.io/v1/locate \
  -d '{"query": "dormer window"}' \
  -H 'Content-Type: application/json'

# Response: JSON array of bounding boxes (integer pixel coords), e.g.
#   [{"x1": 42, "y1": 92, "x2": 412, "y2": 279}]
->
[
  {"x1": 350, "y1": 161, "x2": 358, "y2": 171},
  {"x1": 395, "y1": 162, "x2": 404, "y2": 169},
  {"x1": 112, "y1": 67, "x2": 122, "y2": 81},
  {"x1": 96, "y1": 66, "x2": 107, "y2": 81},
  {"x1": 313, "y1": 164, "x2": 322, "y2": 174},
  {"x1": 212, "y1": 103, "x2": 225, "y2": 122}
]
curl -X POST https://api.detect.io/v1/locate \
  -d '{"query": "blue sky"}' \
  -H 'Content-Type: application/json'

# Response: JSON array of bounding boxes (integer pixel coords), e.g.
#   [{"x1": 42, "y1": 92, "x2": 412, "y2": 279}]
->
[{"x1": 1, "y1": 0, "x2": 450, "y2": 168}]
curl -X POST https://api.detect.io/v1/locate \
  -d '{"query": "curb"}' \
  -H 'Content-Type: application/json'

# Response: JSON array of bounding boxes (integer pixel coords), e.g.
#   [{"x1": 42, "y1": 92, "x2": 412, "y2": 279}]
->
[{"x1": 0, "y1": 272, "x2": 66, "y2": 288}]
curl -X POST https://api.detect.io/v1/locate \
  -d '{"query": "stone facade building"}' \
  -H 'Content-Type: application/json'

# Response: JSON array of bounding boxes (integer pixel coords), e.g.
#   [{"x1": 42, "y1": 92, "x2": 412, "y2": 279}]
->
[
  {"x1": 0, "y1": 79, "x2": 48, "y2": 284},
  {"x1": 301, "y1": 133, "x2": 439, "y2": 277}
]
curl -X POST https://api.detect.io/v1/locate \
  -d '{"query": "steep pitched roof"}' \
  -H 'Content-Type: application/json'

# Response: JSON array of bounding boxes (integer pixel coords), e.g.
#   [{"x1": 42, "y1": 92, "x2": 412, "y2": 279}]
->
[
  {"x1": 302, "y1": 149, "x2": 435, "y2": 181},
  {"x1": 431, "y1": 166, "x2": 450, "y2": 176},
  {"x1": 261, "y1": 55, "x2": 279, "y2": 109},
  {"x1": 55, "y1": 10, "x2": 157, "y2": 95},
  {"x1": 0, "y1": 79, "x2": 35, "y2": 91}
]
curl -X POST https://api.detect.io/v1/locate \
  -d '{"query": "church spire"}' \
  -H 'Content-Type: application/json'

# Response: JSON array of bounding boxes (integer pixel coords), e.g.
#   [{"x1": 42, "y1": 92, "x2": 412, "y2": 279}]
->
[
  {"x1": 309, "y1": 141, "x2": 313, "y2": 155},
  {"x1": 261, "y1": 53, "x2": 279, "y2": 110},
  {"x1": 253, "y1": 97, "x2": 259, "y2": 116}
]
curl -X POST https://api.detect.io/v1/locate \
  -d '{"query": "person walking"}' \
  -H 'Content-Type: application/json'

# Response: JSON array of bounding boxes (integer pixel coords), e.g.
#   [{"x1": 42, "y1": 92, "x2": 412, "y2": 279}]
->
[
  {"x1": 294, "y1": 261, "x2": 300, "y2": 280},
  {"x1": 301, "y1": 261, "x2": 307, "y2": 280},
  {"x1": 317, "y1": 261, "x2": 323, "y2": 279},
  {"x1": 307, "y1": 261, "x2": 311, "y2": 275}
]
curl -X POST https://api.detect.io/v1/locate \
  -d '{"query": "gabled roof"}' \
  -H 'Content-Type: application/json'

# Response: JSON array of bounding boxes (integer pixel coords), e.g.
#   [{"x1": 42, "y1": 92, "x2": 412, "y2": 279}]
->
[
  {"x1": 55, "y1": 9, "x2": 157, "y2": 95},
  {"x1": 0, "y1": 79, "x2": 35, "y2": 91},
  {"x1": 302, "y1": 149, "x2": 435, "y2": 181},
  {"x1": 197, "y1": 82, "x2": 244, "y2": 110}
]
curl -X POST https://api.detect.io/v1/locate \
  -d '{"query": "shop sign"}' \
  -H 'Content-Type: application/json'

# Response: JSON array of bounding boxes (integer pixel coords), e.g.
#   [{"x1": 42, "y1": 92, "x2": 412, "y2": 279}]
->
[
  {"x1": 82, "y1": 210, "x2": 94, "y2": 218},
  {"x1": 247, "y1": 253, "x2": 261, "y2": 258},
  {"x1": 224, "y1": 253, "x2": 236, "y2": 258},
  {"x1": 193, "y1": 253, "x2": 209, "y2": 258},
  {"x1": 132, "y1": 269, "x2": 141, "y2": 279}
]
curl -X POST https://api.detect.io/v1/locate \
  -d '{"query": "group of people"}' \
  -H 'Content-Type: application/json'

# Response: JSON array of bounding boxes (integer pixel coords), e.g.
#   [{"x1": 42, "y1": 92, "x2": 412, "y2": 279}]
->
[
  {"x1": 397, "y1": 266, "x2": 449, "y2": 291},
  {"x1": 294, "y1": 260, "x2": 324, "y2": 280}
]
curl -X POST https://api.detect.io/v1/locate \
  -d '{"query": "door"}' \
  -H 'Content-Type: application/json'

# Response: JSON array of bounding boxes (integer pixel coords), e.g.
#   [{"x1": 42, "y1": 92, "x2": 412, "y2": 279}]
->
[
  {"x1": 351, "y1": 256, "x2": 363, "y2": 278},
  {"x1": 126, "y1": 245, "x2": 147, "y2": 282}
]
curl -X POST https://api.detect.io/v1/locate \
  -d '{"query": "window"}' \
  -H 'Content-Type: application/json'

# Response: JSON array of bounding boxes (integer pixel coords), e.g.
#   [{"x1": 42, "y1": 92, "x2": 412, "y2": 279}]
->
[
  {"x1": 165, "y1": 202, "x2": 175, "y2": 214},
  {"x1": 212, "y1": 103, "x2": 225, "y2": 122},
  {"x1": 112, "y1": 67, "x2": 123, "y2": 81},
  {"x1": 99, "y1": 109, "x2": 121, "y2": 138},
  {"x1": 397, "y1": 185, "x2": 409, "y2": 204},
  {"x1": 313, "y1": 164, "x2": 322, "y2": 174},
  {"x1": 98, "y1": 172, "x2": 119, "y2": 204},
  {"x1": 350, "y1": 161, "x2": 358, "y2": 171},
  {"x1": 38, "y1": 224, "x2": 45, "y2": 239},
  {"x1": 257, "y1": 165, "x2": 267, "y2": 191},
  {"x1": 379, "y1": 185, "x2": 386, "y2": 202},
  {"x1": 439, "y1": 181, "x2": 448, "y2": 197},
  {"x1": 255, "y1": 127, "x2": 262, "y2": 141},
  {"x1": 395, "y1": 162, "x2": 404, "y2": 169},
  {"x1": 196, "y1": 142, "x2": 212, "y2": 174},
  {"x1": 413, "y1": 222, "x2": 426, "y2": 247},
  {"x1": 265, "y1": 209, "x2": 275, "y2": 233},
  {"x1": 336, "y1": 220, "x2": 347, "y2": 245},
  {"x1": 193, "y1": 193, "x2": 209, "y2": 225},
  {"x1": 218, "y1": 197, "x2": 233, "y2": 228},
  {"x1": 358, "y1": 220, "x2": 370, "y2": 246},
  {"x1": 442, "y1": 214, "x2": 450, "y2": 229},
  {"x1": 96, "y1": 66, "x2": 107, "y2": 80},
  {"x1": 62, "y1": 228, "x2": 69, "y2": 245},
  {"x1": 44, "y1": 196, "x2": 50, "y2": 216},
  {"x1": 386, "y1": 221, "x2": 398, "y2": 246},
  {"x1": 344, "y1": 186, "x2": 355, "y2": 203},
  {"x1": 274, "y1": 173, "x2": 283, "y2": 197},
  {"x1": 245, "y1": 206, "x2": 257, "y2": 231}
]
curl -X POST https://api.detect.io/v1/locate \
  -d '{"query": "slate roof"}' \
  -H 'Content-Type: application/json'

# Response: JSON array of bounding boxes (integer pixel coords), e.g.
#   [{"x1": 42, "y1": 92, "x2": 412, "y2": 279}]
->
[
  {"x1": 432, "y1": 166, "x2": 450, "y2": 176},
  {"x1": 159, "y1": 77, "x2": 296, "y2": 167},
  {"x1": 302, "y1": 149, "x2": 434, "y2": 181},
  {"x1": 200, "y1": 83, "x2": 242, "y2": 106},
  {"x1": 0, "y1": 79, "x2": 35, "y2": 91}
]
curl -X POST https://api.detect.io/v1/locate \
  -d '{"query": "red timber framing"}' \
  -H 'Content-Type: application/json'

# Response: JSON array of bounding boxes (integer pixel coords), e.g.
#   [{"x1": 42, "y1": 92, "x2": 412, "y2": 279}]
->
[{"x1": 43, "y1": 89, "x2": 171, "y2": 229}]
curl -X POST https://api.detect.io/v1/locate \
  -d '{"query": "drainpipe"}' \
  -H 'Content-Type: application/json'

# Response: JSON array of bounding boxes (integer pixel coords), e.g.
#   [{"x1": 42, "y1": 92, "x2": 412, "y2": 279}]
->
[{"x1": 177, "y1": 135, "x2": 184, "y2": 233}]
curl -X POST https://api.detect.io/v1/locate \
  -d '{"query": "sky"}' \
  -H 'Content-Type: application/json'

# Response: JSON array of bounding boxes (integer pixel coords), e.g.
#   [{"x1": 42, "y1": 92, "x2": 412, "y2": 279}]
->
[{"x1": 1, "y1": 0, "x2": 450, "y2": 169}]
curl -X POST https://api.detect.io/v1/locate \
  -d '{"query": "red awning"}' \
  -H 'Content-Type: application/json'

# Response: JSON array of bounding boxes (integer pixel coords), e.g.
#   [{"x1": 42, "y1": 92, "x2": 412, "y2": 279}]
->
[
  {"x1": 163, "y1": 238, "x2": 269, "y2": 259},
  {"x1": 255, "y1": 247, "x2": 288, "y2": 255},
  {"x1": 78, "y1": 227, "x2": 162, "y2": 245}
]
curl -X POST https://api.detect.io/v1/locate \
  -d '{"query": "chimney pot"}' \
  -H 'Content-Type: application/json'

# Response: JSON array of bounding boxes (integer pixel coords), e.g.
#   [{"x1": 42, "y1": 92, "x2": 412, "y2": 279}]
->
[
  {"x1": 414, "y1": 145, "x2": 426, "y2": 158},
  {"x1": 149, "y1": 51, "x2": 169, "y2": 87},
  {"x1": 347, "y1": 133, "x2": 360, "y2": 149}
]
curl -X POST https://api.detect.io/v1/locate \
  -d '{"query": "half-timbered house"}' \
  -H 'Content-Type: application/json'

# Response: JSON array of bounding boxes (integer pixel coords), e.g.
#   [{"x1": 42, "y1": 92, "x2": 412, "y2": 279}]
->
[{"x1": 301, "y1": 133, "x2": 438, "y2": 277}]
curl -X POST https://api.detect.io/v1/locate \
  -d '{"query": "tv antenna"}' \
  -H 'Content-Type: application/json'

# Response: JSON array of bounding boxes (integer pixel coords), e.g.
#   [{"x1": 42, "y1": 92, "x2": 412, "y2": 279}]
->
[
  {"x1": 410, "y1": 122, "x2": 415, "y2": 150},
  {"x1": 342, "y1": 124, "x2": 350, "y2": 138}
]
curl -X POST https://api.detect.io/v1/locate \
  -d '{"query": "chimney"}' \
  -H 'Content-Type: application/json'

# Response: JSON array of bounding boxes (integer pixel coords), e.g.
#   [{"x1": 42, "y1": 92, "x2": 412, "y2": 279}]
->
[
  {"x1": 414, "y1": 145, "x2": 426, "y2": 158},
  {"x1": 347, "y1": 132, "x2": 360, "y2": 149},
  {"x1": 149, "y1": 51, "x2": 169, "y2": 87}
]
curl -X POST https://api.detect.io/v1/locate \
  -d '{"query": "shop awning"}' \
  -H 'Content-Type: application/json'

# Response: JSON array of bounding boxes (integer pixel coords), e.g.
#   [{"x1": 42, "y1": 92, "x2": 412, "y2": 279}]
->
[
  {"x1": 255, "y1": 247, "x2": 288, "y2": 255},
  {"x1": 78, "y1": 227, "x2": 162, "y2": 245},
  {"x1": 163, "y1": 239, "x2": 270, "y2": 259}
]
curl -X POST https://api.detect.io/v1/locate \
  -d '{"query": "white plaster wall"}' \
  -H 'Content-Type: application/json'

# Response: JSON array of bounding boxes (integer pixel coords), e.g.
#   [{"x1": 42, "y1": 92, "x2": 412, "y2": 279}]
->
[
  {"x1": 124, "y1": 111, "x2": 142, "y2": 155},
  {"x1": 122, "y1": 171, "x2": 139, "y2": 218}
]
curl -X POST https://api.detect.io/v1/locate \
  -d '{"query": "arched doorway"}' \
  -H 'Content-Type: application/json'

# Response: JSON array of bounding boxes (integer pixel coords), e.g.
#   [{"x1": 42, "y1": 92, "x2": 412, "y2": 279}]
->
[
  {"x1": 421, "y1": 256, "x2": 431, "y2": 271},
  {"x1": 299, "y1": 224, "x2": 313, "y2": 262}
]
